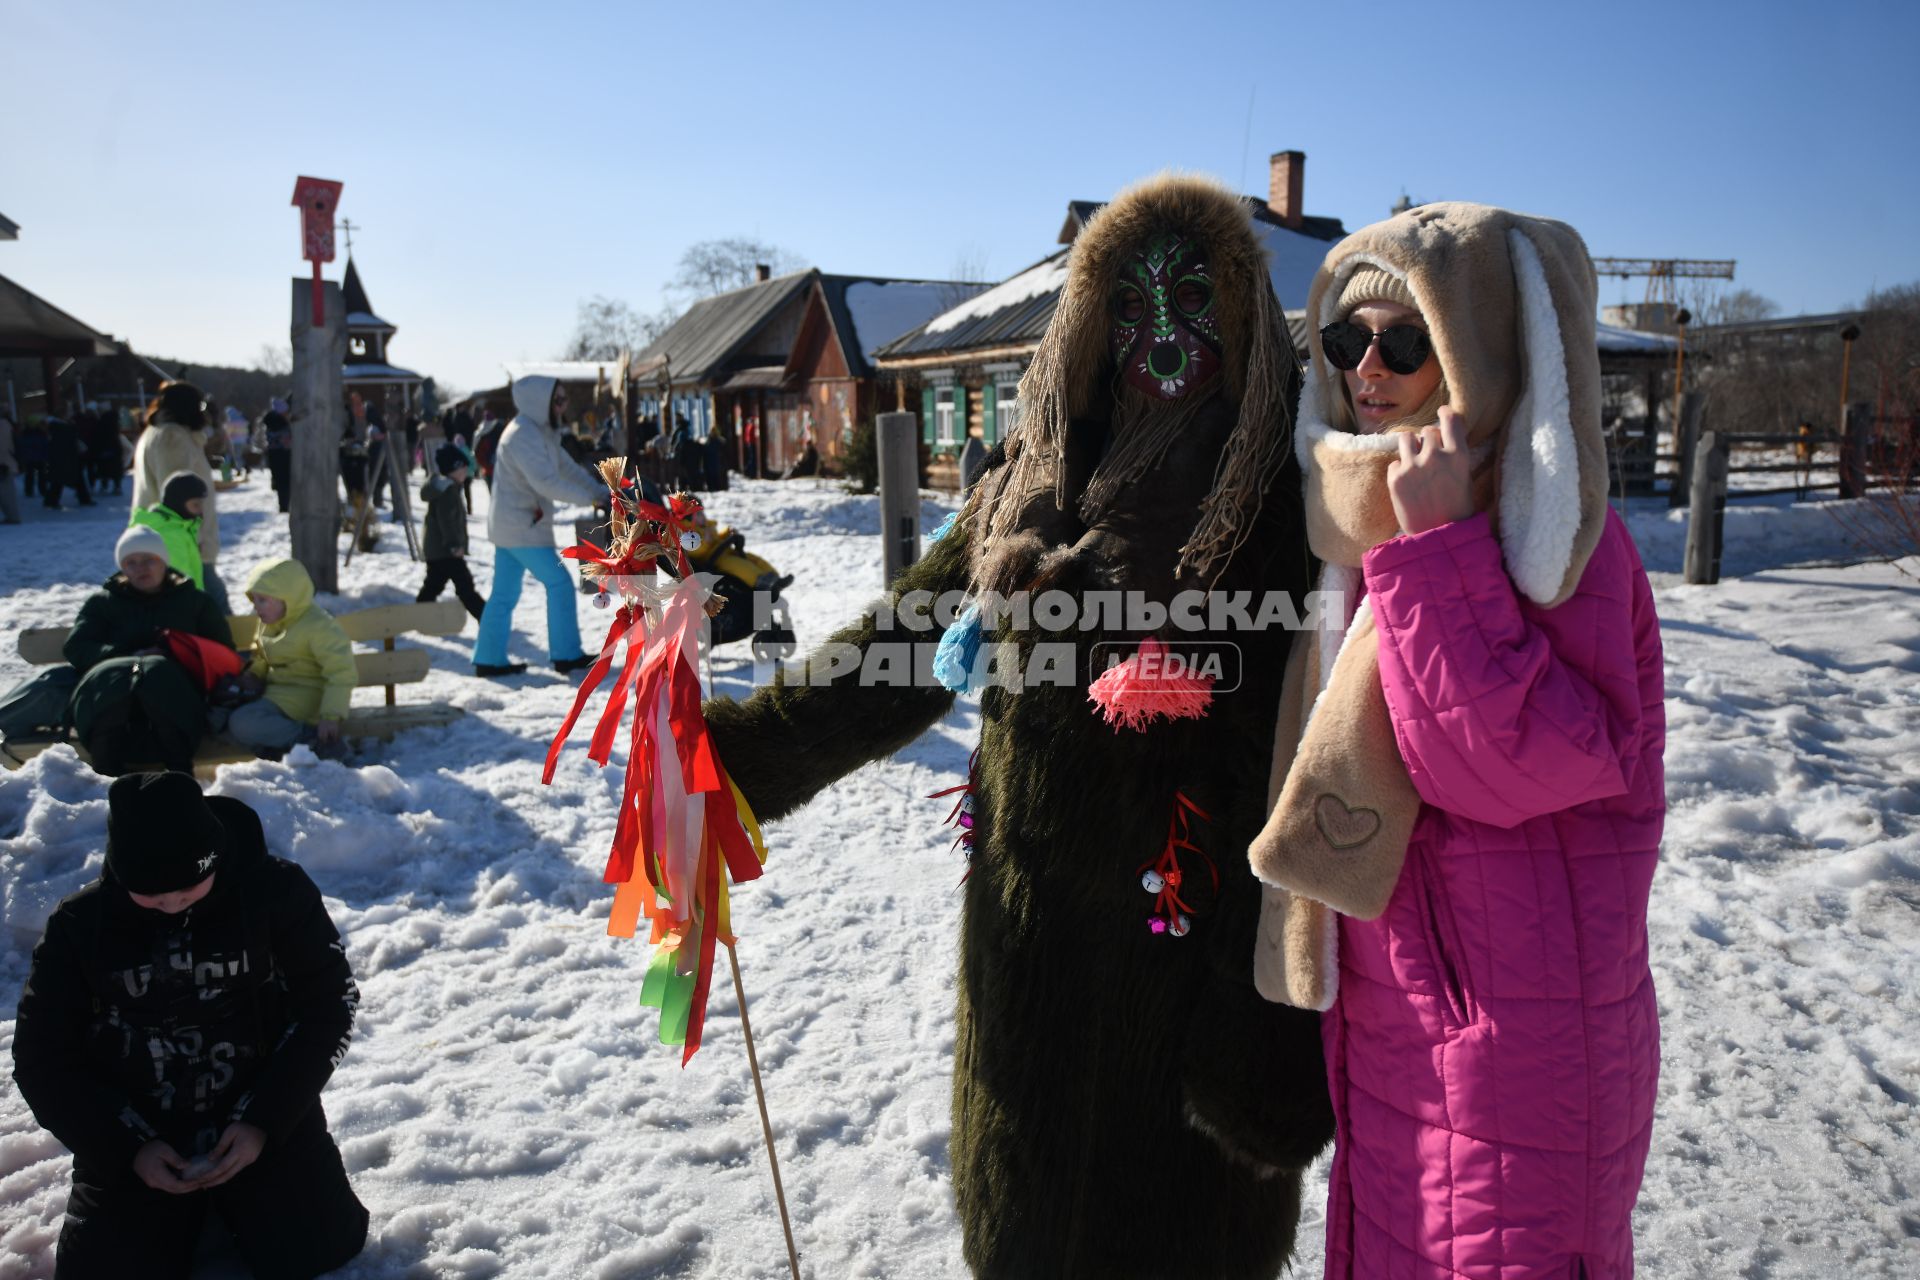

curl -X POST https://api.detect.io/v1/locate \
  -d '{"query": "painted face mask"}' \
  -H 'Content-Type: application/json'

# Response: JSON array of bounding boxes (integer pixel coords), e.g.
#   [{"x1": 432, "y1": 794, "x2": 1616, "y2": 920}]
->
[{"x1": 1109, "y1": 232, "x2": 1223, "y2": 399}]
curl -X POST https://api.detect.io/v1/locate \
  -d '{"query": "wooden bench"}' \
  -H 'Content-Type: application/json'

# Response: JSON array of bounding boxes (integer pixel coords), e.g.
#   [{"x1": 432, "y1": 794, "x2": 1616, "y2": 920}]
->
[{"x1": 4, "y1": 599, "x2": 468, "y2": 774}]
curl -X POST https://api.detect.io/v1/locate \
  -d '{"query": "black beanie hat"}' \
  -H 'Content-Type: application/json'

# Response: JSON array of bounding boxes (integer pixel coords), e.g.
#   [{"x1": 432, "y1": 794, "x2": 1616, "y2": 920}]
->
[
  {"x1": 160, "y1": 470, "x2": 208, "y2": 514},
  {"x1": 435, "y1": 443, "x2": 467, "y2": 475},
  {"x1": 106, "y1": 772, "x2": 226, "y2": 895},
  {"x1": 153, "y1": 382, "x2": 206, "y2": 431}
]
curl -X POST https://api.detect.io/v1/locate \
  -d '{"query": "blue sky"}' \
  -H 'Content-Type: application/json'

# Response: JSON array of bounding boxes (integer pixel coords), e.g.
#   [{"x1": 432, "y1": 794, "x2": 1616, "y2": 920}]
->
[{"x1": 4, "y1": 0, "x2": 1915, "y2": 394}]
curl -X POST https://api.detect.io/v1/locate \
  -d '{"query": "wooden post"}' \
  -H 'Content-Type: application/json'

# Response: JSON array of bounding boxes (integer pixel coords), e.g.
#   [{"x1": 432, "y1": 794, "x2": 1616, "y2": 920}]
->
[
  {"x1": 1838, "y1": 401, "x2": 1872, "y2": 499},
  {"x1": 875, "y1": 411, "x2": 920, "y2": 587},
  {"x1": 291, "y1": 278, "x2": 346, "y2": 594},
  {"x1": 1669, "y1": 391, "x2": 1704, "y2": 508},
  {"x1": 1683, "y1": 429, "x2": 1728, "y2": 585}
]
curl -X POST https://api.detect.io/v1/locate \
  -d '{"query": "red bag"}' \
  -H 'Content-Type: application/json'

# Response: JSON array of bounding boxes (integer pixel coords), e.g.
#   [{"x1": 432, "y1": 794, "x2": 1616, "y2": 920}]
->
[{"x1": 161, "y1": 629, "x2": 247, "y2": 692}]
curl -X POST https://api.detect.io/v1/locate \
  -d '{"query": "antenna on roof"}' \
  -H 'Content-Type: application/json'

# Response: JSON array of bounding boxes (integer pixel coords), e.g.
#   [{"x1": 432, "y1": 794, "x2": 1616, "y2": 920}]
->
[{"x1": 1237, "y1": 86, "x2": 1256, "y2": 194}]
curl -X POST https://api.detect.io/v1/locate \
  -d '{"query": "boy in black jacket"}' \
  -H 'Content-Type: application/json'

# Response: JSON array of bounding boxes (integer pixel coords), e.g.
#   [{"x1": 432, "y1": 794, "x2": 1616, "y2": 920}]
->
[
  {"x1": 416, "y1": 444, "x2": 486, "y2": 621},
  {"x1": 12, "y1": 772, "x2": 368, "y2": 1279}
]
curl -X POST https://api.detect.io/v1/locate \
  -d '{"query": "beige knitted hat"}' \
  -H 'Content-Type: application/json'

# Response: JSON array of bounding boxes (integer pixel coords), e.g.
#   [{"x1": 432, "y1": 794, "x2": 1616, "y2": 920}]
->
[{"x1": 1334, "y1": 266, "x2": 1418, "y2": 319}]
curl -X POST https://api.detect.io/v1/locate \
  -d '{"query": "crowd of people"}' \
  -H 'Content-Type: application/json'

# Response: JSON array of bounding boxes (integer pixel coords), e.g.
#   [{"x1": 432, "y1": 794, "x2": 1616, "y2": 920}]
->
[
  {"x1": 0, "y1": 372, "x2": 648, "y2": 777},
  {"x1": 7, "y1": 192, "x2": 1669, "y2": 1280}
]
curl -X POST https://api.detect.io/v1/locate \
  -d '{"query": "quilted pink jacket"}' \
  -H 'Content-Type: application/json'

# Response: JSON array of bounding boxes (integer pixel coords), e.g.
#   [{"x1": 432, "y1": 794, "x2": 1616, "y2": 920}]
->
[{"x1": 1323, "y1": 508, "x2": 1665, "y2": 1279}]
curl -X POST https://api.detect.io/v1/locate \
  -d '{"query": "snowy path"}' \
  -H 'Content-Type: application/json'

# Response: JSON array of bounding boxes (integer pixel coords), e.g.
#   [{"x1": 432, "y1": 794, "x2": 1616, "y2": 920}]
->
[{"x1": 1, "y1": 474, "x2": 1915, "y2": 1278}]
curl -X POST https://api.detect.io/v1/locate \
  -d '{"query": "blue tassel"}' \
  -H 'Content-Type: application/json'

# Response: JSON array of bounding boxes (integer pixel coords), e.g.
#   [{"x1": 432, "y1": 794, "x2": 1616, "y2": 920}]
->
[
  {"x1": 927, "y1": 510, "x2": 961, "y2": 543},
  {"x1": 934, "y1": 603, "x2": 983, "y2": 692}
]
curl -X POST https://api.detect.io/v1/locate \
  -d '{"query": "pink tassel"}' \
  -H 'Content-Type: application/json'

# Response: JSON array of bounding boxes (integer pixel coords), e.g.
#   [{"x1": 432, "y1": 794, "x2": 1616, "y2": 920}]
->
[{"x1": 1087, "y1": 637, "x2": 1214, "y2": 731}]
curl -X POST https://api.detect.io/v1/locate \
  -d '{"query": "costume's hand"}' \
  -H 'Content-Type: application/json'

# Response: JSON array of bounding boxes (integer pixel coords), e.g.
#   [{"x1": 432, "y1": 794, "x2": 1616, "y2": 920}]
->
[
  {"x1": 1386, "y1": 407, "x2": 1475, "y2": 536},
  {"x1": 314, "y1": 719, "x2": 342, "y2": 746},
  {"x1": 193, "y1": 1122, "x2": 266, "y2": 1189},
  {"x1": 133, "y1": 1140, "x2": 197, "y2": 1194}
]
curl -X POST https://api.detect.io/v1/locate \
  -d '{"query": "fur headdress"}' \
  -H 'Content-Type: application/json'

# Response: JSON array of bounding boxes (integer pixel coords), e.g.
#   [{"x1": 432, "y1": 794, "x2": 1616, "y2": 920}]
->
[
  {"x1": 971, "y1": 173, "x2": 1300, "y2": 588},
  {"x1": 1251, "y1": 203, "x2": 1610, "y2": 1011}
]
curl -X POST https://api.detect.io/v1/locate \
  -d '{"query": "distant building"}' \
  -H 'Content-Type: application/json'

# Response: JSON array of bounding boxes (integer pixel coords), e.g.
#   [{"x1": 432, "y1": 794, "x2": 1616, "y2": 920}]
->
[
  {"x1": 339, "y1": 258, "x2": 423, "y2": 423},
  {"x1": 632, "y1": 267, "x2": 987, "y2": 475}
]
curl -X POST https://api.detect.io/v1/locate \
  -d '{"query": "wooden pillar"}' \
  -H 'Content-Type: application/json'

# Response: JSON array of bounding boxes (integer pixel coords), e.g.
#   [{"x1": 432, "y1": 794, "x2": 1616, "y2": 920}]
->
[
  {"x1": 291, "y1": 277, "x2": 346, "y2": 593},
  {"x1": 1838, "y1": 401, "x2": 1872, "y2": 499},
  {"x1": 1670, "y1": 390, "x2": 1704, "y2": 508},
  {"x1": 876, "y1": 411, "x2": 921, "y2": 586},
  {"x1": 1684, "y1": 429, "x2": 1728, "y2": 585}
]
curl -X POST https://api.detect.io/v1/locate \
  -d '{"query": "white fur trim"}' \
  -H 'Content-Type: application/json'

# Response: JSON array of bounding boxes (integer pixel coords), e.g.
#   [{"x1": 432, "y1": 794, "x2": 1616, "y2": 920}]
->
[
  {"x1": 1498, "y1": 229, "x2": 1581, "y2": 605},
  {"x1": 1314, "y1": 905, "x2": 1339, "y2": 1011},
  {"x1": 1300, "y1": 566, "x2": 1365, "y2": 734}
]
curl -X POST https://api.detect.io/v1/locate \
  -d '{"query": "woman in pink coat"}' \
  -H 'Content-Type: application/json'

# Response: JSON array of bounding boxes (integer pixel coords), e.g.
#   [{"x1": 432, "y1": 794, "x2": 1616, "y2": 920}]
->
[{"x1": 1248, "y1": 204, "x2": 1665, "y2": 1278}]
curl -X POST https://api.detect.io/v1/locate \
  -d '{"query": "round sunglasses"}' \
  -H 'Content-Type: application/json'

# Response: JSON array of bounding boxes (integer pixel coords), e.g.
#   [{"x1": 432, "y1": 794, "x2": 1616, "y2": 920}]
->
[{"x1": 1318, "y1": 321, "x2": 1433, "y2": 375}]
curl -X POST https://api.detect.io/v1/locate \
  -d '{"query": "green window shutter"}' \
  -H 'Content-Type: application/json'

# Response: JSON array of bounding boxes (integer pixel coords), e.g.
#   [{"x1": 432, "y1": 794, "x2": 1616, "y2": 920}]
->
[
  {"x1": 922, "y1": 387, "x2": 936, "y2": 446},
  {"x1": 951, "y1": 385, "x2": 967, "y2": 456},
  {"x1": 981, "y1": 382, "x2": 997, "y2": 445}
]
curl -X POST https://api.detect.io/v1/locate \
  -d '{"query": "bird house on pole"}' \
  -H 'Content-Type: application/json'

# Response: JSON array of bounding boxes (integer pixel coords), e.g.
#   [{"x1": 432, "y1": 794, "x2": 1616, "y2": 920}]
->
[{"x1": 291, "y1": 176, "x2": 344, "y2": 325}]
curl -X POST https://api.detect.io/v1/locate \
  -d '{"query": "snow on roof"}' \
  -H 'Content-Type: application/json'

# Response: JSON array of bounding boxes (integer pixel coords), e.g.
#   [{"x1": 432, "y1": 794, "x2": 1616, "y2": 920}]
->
[
  {"x1": 1596, "y1": 323, "x2": 1679, "y2": 354},
  {"x1": 346, "y1": 310, "x2": 396, "y2": 332},
  {"x1": 503, "y1": 360, "x2": 623, "y2": 384},
  {"x1": 923, "y1": 256, "x2": 1070, "y2": 336},
  {"x1": 842, "y1": 281, "x2": 985, "y2": 359},
  {"x1": 341, "y1": 362, "x2": 422, "y2": 382},
  {"x1": 1257, "y1": 222, "x2": 1338, "y2": 312}
]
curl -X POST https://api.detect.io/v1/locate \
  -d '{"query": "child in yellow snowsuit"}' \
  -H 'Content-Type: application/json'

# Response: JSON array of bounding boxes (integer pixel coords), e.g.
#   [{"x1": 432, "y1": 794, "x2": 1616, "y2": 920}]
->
[{"x1": 227, "y1": 558, "x2": 356, "y2": 755}]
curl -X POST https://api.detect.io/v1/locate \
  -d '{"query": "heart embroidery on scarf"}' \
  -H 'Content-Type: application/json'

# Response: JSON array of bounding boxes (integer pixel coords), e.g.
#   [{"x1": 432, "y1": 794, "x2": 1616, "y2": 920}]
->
[{"x1": 1314, "y1": 793, "x2": 1381, "y2": 851}]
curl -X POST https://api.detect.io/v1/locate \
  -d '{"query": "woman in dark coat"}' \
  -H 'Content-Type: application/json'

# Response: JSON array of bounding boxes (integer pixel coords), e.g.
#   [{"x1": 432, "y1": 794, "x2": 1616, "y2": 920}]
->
[{"x1": 65, "y1": 526, "x2": 234, "y2": 775}]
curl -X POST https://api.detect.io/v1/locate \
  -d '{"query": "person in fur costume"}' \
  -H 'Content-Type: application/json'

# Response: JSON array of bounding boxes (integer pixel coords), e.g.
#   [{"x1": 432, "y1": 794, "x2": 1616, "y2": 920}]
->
[
  {"x1": 705, "y1": 175, "x2": 1333, "y2": 1279},
  {"x1": 1247, "y1": 204, "x2": 1666, "y2": 1278}
]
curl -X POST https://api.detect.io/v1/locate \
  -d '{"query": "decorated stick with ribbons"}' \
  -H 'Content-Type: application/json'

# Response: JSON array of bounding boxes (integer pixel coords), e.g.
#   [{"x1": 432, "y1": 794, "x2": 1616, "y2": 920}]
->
[{"x1": 543, "y1": 460, "x2": 800, "y2": 1277}]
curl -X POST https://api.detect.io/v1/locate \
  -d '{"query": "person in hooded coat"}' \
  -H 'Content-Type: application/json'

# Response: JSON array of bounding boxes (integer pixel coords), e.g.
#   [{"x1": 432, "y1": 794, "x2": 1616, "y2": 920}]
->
[
  {"x1": 66, "y1": 527, "x2": 234, "y2": 776},
  {"x1": 12, "y1": 772, "x2": 368, "y2": 1279},
  {"x1": 1246, "y1": 204, "x2": 1665, "y2": 1279},
  {"x1": 227, "y1": 558, "x2": 358, "y2": 755},
  {"x1": 130, "y1": 471, "x2": 210, "y2": 590},
  {"x1": 133, "y1": 383, "x2": 227, "y2": 615},
  {"x1": 472, "y1": 374, "x2": 603, "y2": 677},
  {"x1": 703, "y1": 175, "x2": 1332, "y2": 1279},
  {"x1": 417, "y1": 444, "x2": 487, "y2": 621}
]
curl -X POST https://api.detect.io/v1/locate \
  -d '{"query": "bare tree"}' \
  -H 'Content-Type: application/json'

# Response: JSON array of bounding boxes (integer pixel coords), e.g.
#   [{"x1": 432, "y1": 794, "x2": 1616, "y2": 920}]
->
[
  {"x1": 949, "y1": 243, "x2": 991, "y2": 284},
  {"x1": 564, "y1": 295, "x2": 652, "y2": 361},
  {"x1": 256, "y1": 344, "x2": 293, "y2": 376},
  {"x1": 668, "y1": 238, "x2": 804, "y2": 305},
  {"x1": 1694, "y1": 287, "x2": 1780, "y2": 327}
]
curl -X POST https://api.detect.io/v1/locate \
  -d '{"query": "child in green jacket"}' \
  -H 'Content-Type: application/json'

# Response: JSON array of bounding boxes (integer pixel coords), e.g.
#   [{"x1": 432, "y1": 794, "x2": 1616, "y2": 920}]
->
[
  {"x1": 227, "y1": 559, "x2": 356, "y2": 756},
  {"x1": 128, "y1": 471, "x2": 209, "y2": 589}
]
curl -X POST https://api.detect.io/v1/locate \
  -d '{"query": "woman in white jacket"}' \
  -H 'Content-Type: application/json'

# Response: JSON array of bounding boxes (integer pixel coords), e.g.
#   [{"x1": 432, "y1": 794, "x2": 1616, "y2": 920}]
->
[{"x1": 472, "y1": 375, "x2": 604, "y2": 677}]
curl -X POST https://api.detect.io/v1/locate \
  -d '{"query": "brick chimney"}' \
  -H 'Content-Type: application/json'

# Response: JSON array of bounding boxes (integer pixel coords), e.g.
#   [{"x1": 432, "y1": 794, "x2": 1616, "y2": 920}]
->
[
  {"x1": 1268, "y1": 150, "x2": 1305, "y2": 229},
  {"x1": 754, "y1": 262, "x2": 771, "y2": 282}
]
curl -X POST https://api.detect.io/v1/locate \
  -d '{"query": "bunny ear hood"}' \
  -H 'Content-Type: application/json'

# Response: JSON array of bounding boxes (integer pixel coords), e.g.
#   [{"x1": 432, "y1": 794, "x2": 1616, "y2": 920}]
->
[{"x1": 1299, "y1": 202, "x2": 1608, "y2": 606}]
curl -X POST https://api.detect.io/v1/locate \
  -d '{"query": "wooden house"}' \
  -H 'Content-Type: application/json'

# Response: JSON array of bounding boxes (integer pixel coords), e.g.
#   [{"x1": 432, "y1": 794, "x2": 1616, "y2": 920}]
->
[{"x1": 631, "y1": 267, "x2": 986, "y2": 475}]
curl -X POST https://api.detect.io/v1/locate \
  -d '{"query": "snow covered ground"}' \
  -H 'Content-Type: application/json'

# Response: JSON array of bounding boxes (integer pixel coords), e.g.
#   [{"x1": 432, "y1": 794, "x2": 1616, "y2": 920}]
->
[{"x1": 1, "y1": 471, "x2": 1915, "y2": 1278}]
